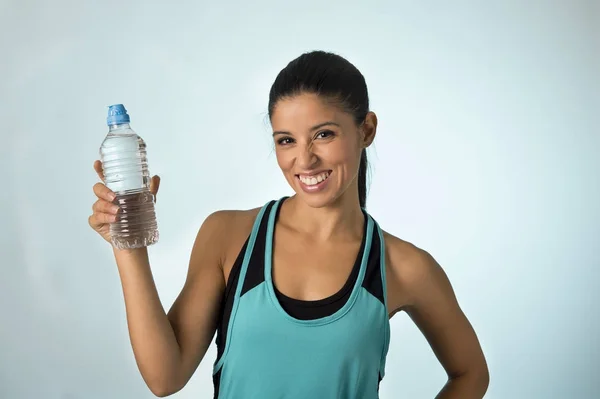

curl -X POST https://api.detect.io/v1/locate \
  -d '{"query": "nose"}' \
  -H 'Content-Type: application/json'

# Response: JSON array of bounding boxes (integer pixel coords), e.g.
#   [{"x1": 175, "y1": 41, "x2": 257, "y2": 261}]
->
[{"x1": 296, "y1": 142, "x2": 318, "y2": 170}]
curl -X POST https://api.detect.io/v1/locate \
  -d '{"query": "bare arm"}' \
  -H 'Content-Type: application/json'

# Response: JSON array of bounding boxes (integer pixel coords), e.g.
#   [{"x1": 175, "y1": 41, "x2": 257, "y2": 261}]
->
[
  {"x1": 113, "y1": 211, "x2": 228, "y2": 397},
  {"x1": 386, "y1": 237, "x2": 489, "y2": 398},
  {"x1": 89, "y1": 161, "x2": 231, "y2": 396}
]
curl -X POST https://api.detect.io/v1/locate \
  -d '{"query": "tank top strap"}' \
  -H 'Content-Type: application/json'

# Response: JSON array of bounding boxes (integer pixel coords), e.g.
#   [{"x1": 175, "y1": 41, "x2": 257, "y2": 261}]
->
[
  {"x1": 213, "y1": 200, "x2": 272, "y2": 375},
  {"x1": 373, "y1": 218, "x2": 391, "y2": 380}
]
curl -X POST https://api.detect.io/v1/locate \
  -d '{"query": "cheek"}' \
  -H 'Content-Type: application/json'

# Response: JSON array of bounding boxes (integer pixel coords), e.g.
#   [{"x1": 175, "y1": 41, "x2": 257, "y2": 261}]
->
[
  {"x1": 275, "y1": 148, "x2": 292, "y2": 171},
  {"x1": 324, "y1": 140, "x2": 360, "y2": 168}
]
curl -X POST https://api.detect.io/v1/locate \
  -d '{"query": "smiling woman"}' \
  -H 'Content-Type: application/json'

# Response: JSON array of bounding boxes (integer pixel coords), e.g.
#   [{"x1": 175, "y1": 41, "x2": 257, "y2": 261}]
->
[
  {"x1": 271, "y1": 100, "x2": 369, "y2": 200},
  {"x1": 269, "y1": 52, "x2": 373, "y2": 210},
  {"x1": 88, "y1": 50, "x2": 489, "y2": 398}
]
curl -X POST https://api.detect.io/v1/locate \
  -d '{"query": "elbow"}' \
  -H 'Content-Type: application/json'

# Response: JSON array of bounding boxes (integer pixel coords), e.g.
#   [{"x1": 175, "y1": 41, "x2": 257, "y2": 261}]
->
[
  {"x1": 482, "y1": 368, "x2": 491, "y2": 393},
  {"x1": 151, "y1": 389, "x2": 171, "y2": 398},
  {"x1": 470, "y1": 365, "x2": 490, "y2": 397},
  {"x1": 149, "y1": 383, "x2": 180, "y2": 398},
  {"x1": 448, "y1": 363, "x2": 490, "y2": 398},
  {"x1": 476, "y1": 360, "x2": 490, "y2": 393},
  {"x1": 145, "y1": 374, "x2": 185, "y2": 398},
  {"x1": 473, "y1": 368, "x2": 490, "y2": 396}
]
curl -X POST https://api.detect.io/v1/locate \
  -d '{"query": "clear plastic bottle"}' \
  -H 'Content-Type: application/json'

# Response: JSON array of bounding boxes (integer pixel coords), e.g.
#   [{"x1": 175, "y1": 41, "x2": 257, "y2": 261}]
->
[{"x1": 99, "y1": 104, "x2": 159, "y2": 249}]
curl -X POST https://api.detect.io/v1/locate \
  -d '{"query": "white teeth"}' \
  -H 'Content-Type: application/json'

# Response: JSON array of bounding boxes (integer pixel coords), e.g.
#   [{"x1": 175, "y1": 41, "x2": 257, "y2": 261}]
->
[{"x1": 299, "y1": 172, "x2": 330, "y2": 186}]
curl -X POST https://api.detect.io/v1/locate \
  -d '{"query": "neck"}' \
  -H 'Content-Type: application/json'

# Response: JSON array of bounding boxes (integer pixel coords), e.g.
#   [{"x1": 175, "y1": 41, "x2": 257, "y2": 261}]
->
[{"x1": 282, "y1": 186, "x2": 364, "y2": 242}]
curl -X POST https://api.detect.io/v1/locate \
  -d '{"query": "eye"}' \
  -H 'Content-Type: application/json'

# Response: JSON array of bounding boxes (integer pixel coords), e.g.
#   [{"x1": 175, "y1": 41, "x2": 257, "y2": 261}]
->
[
  {"x1": 277, "y1": 137, "x2": 294, "y2": 146},
  {"x1": 316, "y1": 130, "x2": 335, "y2": 139}
]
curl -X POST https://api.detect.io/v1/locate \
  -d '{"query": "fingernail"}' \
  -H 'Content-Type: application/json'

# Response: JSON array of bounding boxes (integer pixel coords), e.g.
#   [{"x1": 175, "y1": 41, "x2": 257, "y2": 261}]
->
[
  {"x1": 109, "y1": 193, "x2": 116, "y2": 201},
  {"x1": 111, "y1": 205, "x2": 120, "y2": 214},
  {"x1": 110, "y1": 215, "x2": 117, "y2": 222}
]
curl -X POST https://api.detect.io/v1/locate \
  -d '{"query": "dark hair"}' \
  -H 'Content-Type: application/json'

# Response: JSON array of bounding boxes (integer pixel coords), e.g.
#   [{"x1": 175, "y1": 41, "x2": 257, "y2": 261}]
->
[{"x1": 268, "y1": 50, "x2": 370, "y2": 208}]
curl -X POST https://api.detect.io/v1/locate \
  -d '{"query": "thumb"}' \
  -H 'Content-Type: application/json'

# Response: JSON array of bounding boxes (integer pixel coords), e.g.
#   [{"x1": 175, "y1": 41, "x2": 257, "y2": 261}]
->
[
  {"x1": 150, "y1": 175, "x2": 160, "y2": 202},
  {"x1": 93, "y1": 160, "x2": 105, "y2": 182}
]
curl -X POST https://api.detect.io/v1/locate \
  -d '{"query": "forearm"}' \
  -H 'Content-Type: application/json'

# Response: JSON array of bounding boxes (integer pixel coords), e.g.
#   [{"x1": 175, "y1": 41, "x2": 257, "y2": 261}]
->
[
  {"x1": 435, "y1": 372, "x2": 489, "y2": 399},
  {"x1": 114, "y1": 247, "x2": 182, "y2": 396}
]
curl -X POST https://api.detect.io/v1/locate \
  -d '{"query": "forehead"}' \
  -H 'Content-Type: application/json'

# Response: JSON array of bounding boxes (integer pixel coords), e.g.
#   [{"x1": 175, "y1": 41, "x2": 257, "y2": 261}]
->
[{"x1": 270, "y1": 93, "x2": 351, "y2": 131}]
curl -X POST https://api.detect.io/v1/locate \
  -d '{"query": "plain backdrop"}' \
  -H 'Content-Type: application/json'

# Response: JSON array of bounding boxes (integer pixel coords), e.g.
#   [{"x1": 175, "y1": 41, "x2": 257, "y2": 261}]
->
[{"x1": 0, "y1": 1, "x2": 598, "y2": 398}]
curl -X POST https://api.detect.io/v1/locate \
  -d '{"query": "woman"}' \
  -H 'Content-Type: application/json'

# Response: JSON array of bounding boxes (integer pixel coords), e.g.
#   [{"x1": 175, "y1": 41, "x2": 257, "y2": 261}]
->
[{"x1": 89, "y1": 51, "x2": 489, "y2": 398}]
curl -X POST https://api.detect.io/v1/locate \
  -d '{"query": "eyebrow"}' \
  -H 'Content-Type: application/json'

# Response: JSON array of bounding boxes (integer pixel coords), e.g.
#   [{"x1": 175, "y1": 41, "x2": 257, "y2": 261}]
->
[{"x1": 272, "y1": 121, "x2": 340, "y2": 136}]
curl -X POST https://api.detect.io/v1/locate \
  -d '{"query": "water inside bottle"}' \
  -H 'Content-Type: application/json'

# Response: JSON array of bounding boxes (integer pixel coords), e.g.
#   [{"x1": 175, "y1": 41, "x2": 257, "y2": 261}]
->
[{"x1": 110, "y1": 189, "x2": 159, "y2": 249}]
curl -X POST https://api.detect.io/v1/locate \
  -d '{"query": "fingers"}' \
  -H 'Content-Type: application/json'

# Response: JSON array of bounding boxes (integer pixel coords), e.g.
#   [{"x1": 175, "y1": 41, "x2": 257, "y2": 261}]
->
[
  {"x1": 93, "y1": 182, "x2": 116, "y2": 202},
  {"x1": 88, "y1": 211, "x2": 116, "y2": 227},
  {"x1": 92, "y1": 199, "x2": 119, "y2": 215},
  {"x1": 150, "y1": 175, "x2": 160, "y2": 201},
  {"x1": 90, "y1": 194, "x2": 120, "y2": 228},
  {"x1": 93, "y1": 160, "x2": 160, "y2": 205},
  {"x1": 94, "y1": 160, "x2": 105, "y2": 182},
  {"x1": 93, "y1": 171, "x2": 160, "y2": 202}
]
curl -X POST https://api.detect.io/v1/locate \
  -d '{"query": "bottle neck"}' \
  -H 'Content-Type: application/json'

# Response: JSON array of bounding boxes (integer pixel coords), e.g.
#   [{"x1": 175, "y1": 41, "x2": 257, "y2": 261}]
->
[{"x1": 109, "y1": 123, "x2": 132, "y2": 132}]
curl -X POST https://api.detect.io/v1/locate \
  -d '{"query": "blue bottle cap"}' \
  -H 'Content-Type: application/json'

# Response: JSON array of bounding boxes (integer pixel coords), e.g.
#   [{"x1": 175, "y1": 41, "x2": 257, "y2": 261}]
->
[{"x1": 107, "y1": 104, "x2": 131, "y2": 125}]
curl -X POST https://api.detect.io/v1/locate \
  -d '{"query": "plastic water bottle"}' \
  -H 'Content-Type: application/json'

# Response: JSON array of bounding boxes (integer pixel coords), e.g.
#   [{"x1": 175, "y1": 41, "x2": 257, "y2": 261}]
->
[{"x1": 99, "y1": 104, "x2": 159, "y2": 249}]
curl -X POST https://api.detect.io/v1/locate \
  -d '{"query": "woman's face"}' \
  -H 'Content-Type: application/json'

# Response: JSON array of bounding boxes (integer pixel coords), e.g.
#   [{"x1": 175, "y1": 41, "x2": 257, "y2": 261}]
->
[{"x1": 270, "y1": 92, "x2": 375, "y2": 208}]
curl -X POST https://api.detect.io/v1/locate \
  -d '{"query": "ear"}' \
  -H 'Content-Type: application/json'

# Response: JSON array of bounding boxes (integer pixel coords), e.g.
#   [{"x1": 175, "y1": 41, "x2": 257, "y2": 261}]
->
[{"x1": 361, "y1": 111, "x2": 378, "y2": 148}]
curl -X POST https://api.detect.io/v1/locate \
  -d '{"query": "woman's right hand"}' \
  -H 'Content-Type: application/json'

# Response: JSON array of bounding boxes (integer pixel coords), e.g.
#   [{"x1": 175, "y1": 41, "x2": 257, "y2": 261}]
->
[{"x1": 88, "y1": 160, "x2": 161, "y2": 243}]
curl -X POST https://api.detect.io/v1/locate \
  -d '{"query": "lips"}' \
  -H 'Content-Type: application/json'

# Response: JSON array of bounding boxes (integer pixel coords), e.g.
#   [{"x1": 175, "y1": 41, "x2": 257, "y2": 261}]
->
[
  {"x1": 297, "y1": 170, "x2": 331, "y2": 186},
  {"x1": 296, "y1": 170, "x2": 332, "y2": 193}
]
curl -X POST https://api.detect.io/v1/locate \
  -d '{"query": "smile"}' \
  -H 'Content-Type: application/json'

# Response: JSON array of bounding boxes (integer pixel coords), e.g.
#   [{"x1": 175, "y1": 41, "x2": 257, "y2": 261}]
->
[{"x1": 297, "y1": 171, "x2": 331, "y2": 186}]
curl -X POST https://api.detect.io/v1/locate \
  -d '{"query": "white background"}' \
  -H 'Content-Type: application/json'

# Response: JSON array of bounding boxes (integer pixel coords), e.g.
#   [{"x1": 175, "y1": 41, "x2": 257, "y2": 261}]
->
[{"x1": 0, "y1": 1, "x2": 598, "y2": 398}]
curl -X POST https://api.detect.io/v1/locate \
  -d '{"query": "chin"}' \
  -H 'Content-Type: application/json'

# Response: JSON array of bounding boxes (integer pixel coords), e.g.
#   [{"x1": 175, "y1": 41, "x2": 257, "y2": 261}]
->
[{"x1": 298, "y1": 193, "x2": 336, "y2": 208}]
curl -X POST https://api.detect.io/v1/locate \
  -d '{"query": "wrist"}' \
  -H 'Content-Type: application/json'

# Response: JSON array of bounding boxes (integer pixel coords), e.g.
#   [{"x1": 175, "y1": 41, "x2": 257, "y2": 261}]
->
[{"x1": 113, "y1": 246, "x2": 150, "y2": 263}]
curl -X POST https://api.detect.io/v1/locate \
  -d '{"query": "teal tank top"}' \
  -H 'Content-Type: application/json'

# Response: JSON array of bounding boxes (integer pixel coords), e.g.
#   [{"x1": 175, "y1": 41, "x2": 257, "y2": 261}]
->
[{"x1": 212, "y1": 198, "x2": 390, "y2": 398}]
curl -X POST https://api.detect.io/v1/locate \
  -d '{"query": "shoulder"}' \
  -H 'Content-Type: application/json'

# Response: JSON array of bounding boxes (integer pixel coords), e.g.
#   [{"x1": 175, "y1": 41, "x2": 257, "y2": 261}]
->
[
  {"x1": 381, "y1": 229, "x2": 449, "y2": 313},
  {"x1": 201, "y1": 207, "x2": 262, "y2": 235},
  {"x1": 195, "y1": 205, "x2": 266, "y2": 275},
  {"x1": 199, "y1": 205, "x2": 263, "y2": 249}
]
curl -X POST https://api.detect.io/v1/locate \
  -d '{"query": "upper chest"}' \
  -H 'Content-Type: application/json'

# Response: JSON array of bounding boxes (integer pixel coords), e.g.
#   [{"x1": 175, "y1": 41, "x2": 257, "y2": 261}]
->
[
  {"x1": 220, "y1": 205, "x2": 409, "y2": 317},
  {"x1": 271, "y1": 226, "x2": 363, "y2": 301}
]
